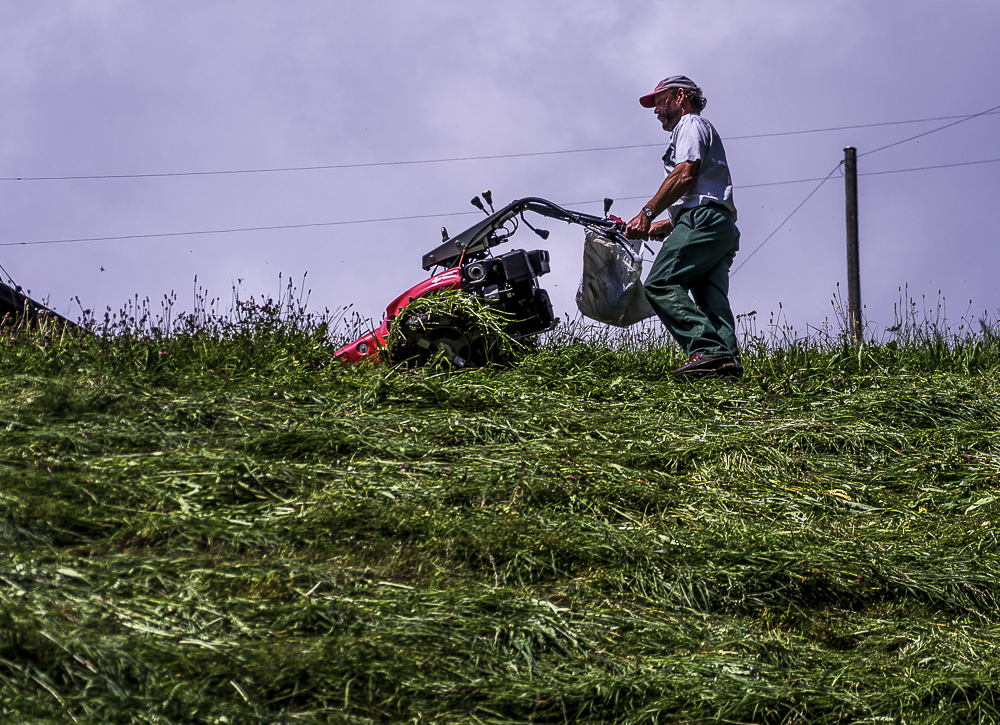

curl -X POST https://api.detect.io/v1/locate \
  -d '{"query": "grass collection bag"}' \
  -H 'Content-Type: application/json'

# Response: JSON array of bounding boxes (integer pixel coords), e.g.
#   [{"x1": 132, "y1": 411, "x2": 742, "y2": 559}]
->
[{"x1": 575, "y1": 227, "x2": 655, "y2": 327}]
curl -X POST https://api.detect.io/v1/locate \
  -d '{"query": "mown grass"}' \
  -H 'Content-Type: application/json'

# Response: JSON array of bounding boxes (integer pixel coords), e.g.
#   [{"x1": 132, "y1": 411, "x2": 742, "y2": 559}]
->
[{"x1": 1, "y1": 290, "x2": 999, "y2": 724}]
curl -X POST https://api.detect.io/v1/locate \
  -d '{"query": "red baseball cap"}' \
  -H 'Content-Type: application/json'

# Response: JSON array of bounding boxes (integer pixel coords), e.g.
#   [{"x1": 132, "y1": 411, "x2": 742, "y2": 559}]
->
[{"x1": 639, "y1": 75, "x2": 700, "y2": 108}]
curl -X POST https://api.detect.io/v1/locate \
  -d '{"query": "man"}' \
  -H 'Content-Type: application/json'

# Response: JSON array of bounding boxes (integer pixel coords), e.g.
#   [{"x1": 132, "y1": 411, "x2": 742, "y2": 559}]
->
[{"x1": 626, "y1": 75, "x2": 742, "y2": 379}]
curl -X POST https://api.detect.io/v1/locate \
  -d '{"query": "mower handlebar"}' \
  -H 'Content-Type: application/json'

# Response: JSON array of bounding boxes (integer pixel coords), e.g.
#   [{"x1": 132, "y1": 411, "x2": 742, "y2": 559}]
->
[{"x1": 421, "y1": 196, "x2": 630, "y2": 271}]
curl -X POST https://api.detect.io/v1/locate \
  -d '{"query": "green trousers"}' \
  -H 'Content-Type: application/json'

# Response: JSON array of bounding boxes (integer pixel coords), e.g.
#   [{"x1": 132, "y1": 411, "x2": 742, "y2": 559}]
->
[{"x1": 643, "y1": 205, "x2": 741, "y2": 360}]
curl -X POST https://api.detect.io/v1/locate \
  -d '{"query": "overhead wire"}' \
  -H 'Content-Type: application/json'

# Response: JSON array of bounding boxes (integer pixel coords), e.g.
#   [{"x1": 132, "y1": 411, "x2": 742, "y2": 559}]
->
[
  {"x1": 730, "y1": 165, "x2": 842, "y2": 277},
  {"x1": 1, "y1": 111, "x2": 997, "y2": 182},
  {"x1": 3, "y1": 156, "x2": 1000, "y2": 249},
  {"x1": 728, "y1": 111, "x2": 1000, "y2": 141},
  {"x1": 2, "y1": 107, "x2": 995, "y2": 304},
  {"x1": 0, "y1": 211, "x2": 479, "y2": 248},
  {"x1": 2, "y1": 105, "x2": 998, "y2": 277},
  {"x1": 2, "y1": 154, "x2": 999, "y2": 250},
  {"x1": 858, "y1": 103, "x2": 1000, "y2": 158},
  {"x1": 728, "y1": 102, "x2": 1000, "y2": 276}
]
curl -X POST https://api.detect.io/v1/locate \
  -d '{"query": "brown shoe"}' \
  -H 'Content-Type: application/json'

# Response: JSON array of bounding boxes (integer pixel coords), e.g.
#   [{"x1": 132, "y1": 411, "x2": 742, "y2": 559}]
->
[{"x1": 671, "y1": 353, "x2": 742, "y2": 380}]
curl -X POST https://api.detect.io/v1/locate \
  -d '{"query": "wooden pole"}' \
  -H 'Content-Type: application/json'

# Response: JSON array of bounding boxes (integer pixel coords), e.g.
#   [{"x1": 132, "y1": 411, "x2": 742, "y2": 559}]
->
[{"x1": 844, "y1": 147, "x2": 863, "y2": 342}]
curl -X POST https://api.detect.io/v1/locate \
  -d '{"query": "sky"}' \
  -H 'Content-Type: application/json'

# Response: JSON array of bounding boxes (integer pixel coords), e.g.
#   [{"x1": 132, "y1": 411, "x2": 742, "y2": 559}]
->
[{"x1": 2, "y1": 0, "x2": 998, "y2": 343}]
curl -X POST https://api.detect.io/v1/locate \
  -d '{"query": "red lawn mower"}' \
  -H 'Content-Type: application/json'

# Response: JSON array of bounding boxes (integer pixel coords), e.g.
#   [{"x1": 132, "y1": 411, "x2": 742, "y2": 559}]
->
[{"x1": 333, "y1": 192, "x2": 631, "y2": 367}]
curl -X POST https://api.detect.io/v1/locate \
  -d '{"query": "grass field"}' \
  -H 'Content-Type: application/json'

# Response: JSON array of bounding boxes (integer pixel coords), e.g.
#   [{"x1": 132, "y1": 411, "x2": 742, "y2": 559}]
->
[{"x1": 1, "y1": 291, "x2": 999, "y2": 724}]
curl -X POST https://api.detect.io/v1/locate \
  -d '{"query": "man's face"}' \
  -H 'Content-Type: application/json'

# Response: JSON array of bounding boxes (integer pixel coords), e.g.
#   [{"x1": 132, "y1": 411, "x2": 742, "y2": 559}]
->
[{"x1": 653, "y1": 89, "x2": 684, "y2": 131}]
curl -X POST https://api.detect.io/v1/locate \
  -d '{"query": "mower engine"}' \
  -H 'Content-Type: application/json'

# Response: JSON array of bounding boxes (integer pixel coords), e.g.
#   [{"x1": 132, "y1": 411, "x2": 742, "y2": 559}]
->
[{"x1": 461, "y1": 248, "x2": 554, "y2": 337}]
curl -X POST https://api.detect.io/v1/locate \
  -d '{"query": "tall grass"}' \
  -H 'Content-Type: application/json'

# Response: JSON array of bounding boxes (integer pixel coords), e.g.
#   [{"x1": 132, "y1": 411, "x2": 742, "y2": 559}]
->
[{"x1": 1, "y1": 282, "x2": 999, "y2": 724}]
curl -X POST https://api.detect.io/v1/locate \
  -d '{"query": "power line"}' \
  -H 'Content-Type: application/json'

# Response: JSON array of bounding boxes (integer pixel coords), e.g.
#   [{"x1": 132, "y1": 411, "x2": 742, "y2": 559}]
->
[
  {"x1": 730, "y1": 101, "x2": 1000, "y2": 276},
  {"x1": 859, "y1": 157, "x2": 1000, "y2": 177},
  {"x1": 0, "y1": 146, "x2": 658, "y2": 182},
  {"x1": 2, "y1": 111, "x2": 997, "y2": 183},
  {"x1": 731, "y1": 165, "x2": 842, "y2": 277},
  {"x1": 728, "y1": 111, "x2": 1000, "y2": 141},
  {"x1": 0, "y1": 211, "x2": 480, "y2": 248},
  {"x1": 3, "y1": 155, "x2": 999, "y2": 250},
  {"x1": 737, "y1": 156, "x2": 1000, "y2": 189},
  {"x1": 858, "y1": 103, "x2": 1000, "y2": 158}
]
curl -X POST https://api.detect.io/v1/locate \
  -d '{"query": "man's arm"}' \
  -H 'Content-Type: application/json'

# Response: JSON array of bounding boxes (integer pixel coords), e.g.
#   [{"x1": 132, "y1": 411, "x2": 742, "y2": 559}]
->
[{"x1": 626, "y1": 159, "x2": 700, "y2": 240}]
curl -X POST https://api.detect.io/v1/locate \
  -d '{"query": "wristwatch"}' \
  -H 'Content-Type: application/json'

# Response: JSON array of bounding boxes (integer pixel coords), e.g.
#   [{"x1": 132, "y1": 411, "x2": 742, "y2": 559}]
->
[{"x1": 643, "y1": 207, "x2": 654, "y2": 219}]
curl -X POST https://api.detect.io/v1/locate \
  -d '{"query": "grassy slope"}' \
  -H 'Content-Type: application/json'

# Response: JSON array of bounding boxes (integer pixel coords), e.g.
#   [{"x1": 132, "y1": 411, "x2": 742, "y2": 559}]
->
[{"x1": 1, "y1": 320, "x2": 999, "y2": 724}]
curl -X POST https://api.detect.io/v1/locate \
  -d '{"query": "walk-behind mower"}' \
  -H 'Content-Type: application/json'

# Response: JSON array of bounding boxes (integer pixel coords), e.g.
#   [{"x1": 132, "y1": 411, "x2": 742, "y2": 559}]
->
[{"x1": 333, "y1": 192, "x2": 635, "y2": 368}]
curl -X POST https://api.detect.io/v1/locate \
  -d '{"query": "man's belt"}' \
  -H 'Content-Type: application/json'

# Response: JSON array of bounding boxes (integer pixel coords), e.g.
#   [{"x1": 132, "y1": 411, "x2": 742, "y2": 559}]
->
[
  {"x1": 701, "y1": 200, "x2": 732, "y2": 215},
  {"x1": 678, "y1": 201, "x2": 732, "y2": 219}
]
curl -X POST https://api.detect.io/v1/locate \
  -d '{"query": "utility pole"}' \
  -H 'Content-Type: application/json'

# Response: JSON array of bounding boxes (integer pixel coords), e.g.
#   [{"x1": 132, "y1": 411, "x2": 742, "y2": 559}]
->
[{"x1": 843, "y1": 147, "x2": 863, "y2": 342}]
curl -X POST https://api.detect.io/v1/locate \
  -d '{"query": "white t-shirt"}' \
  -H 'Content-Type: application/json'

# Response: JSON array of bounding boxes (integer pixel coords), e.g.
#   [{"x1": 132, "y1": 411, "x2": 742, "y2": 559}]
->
[{"x1": 662, "y1": 113, "x2": 737, "y2": 223}]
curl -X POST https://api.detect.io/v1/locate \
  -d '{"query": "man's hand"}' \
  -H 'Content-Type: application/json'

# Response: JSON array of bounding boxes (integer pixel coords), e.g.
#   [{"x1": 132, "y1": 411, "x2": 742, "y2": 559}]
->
[
  {"x1": 648, "y1": 220, "x2": 673, "y2": 241},
  {"x1": 627, "y1": 160, "x2": 700, "y2": 240},
  {"x1": 625, "y1": 211, "x2": 651, "y2": 240}
]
